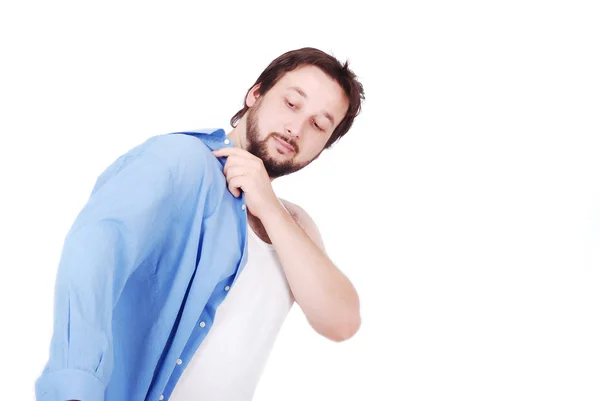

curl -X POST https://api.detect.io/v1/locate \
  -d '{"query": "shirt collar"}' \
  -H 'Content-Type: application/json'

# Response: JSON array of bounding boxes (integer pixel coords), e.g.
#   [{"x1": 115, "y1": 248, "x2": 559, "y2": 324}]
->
[{"x1": 169, "y1": 128, "x2": 234, "y2": 152}]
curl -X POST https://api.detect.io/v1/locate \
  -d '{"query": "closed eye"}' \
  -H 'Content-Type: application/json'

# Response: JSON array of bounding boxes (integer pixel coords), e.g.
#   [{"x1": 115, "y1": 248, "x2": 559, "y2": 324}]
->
[
  {"x1": 286, "y1": 99, "x2": 298, "y2": 110},
  {"x1": 312, "y1": 121, "x2": 324, "y2": 131}
]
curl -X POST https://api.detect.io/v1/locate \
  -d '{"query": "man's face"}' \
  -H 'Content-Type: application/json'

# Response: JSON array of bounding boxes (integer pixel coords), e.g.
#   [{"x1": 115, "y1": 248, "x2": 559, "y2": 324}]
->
[{"x1": 244, "y1": 65, "x2": 349, "y2": 179}]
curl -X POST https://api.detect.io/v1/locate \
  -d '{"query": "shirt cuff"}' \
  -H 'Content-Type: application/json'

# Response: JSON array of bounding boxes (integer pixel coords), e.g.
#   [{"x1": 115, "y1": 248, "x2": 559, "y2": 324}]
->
[{"x1": 35, "y1": 368, "x2": 106, "y2": 401}]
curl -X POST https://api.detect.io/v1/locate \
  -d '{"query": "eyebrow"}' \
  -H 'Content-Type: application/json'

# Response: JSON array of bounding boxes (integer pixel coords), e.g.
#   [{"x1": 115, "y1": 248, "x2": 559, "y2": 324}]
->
[{"x1": 290, "y1": 86, "x2": 335, "y2": 127}]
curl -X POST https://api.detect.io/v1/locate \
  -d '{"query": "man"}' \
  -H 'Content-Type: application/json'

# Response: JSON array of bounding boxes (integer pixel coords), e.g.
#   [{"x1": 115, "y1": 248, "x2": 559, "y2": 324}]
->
[{"x1": 35, "y1": 47, "x2": 365, "y2": 401}]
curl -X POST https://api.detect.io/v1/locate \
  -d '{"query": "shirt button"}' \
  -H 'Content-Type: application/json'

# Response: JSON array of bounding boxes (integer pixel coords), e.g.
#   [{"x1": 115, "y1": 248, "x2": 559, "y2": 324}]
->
[
  {"x1": 224, "y1": 139, "x2": 230, "y2": 145},
  {"x1": 241, "y1": 204, "x2": 246, "y2": 211},
  {"x1": 159, "y1": 396, "x2": 164, "y2": 400},
  {"x1": 176, "y1": 359, "x2": 183, "y2": 365},
  {"x1": 199, "y1": 321, "x2": 206, "y2": 328},
  {"x1": 224, "y1": 286, "x2": 230, "y2": 291}
]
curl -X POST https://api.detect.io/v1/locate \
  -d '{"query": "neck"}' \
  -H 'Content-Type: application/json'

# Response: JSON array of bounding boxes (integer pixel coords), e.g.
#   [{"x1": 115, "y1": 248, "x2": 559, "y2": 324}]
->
[{"x1": 227, "y1": 122, "x2": 246, "y2": 150}]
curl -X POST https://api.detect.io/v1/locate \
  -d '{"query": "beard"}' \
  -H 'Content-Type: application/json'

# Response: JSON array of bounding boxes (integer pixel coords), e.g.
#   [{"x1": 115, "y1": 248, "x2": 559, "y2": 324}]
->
[{"x1": 245, "y1": 101, "x2": 312, "y2": 179}]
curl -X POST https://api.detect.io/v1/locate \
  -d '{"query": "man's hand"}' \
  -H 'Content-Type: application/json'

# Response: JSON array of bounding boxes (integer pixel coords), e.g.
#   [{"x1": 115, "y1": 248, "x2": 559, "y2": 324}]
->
[{"x1": 212, "y1": 147, "x2": 281, "y2": 220}]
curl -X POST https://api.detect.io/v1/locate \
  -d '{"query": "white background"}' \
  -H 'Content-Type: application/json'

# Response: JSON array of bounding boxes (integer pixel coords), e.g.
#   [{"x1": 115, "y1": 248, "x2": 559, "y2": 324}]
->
[{"x1": 1, "y1": 1, "x2": 599, "y2": 400}]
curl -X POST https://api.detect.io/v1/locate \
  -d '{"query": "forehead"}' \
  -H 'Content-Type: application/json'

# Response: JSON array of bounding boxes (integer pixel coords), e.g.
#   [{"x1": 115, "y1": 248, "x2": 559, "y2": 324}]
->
[{"x1": 272, "y1": 65, "x2": 349, "y2": 125}]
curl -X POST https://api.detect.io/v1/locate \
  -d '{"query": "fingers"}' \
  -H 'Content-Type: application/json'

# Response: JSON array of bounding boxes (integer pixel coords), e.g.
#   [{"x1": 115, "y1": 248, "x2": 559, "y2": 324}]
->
[
  {"x1": 212, "y1": 147, "x2": 256, "y2": 160},
  {"x1": 220, "y1": 154, "x2": 248, "y2": 198},
  {"x1": 223, "y1": 156, "x2": 247, "y2": 177},
  {"x1": 227, "y1": 176, "x2": 243, "y2": 197},
  {"x1": 223, "y1": 155, "x2": 262, "y2": 177},
  {"x1": 213, "y1": 146, "x2": 265, "y2": 199},
  {"x1": 225, "y1": 166, "x2": 246, "y2": 180},
  {"x1": 224, "y1": 166, "x2": 248, "y2": 197}
]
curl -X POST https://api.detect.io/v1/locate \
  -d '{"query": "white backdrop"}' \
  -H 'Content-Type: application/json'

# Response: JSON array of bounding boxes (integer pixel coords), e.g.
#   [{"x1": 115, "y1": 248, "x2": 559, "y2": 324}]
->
[{"x1": 1, "y1": 1, "x2": 599, "y2": 400}]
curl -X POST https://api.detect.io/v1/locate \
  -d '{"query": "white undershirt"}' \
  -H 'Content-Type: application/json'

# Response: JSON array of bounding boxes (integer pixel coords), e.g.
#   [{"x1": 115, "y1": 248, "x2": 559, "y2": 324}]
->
[{"x1": 169, "y1": 215, "x2": 295, "y2": 401}]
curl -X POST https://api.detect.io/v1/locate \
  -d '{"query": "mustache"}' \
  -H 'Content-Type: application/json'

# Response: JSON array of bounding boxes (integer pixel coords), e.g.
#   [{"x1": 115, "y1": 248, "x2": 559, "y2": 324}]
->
[{"x1": 270, "y1": 133, "x2": 298, "y2": 153}]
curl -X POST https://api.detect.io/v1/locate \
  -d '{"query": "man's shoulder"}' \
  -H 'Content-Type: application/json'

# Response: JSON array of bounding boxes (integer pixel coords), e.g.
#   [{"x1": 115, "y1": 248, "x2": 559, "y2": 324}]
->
[
  {"x1": 280, "y1": 198, "x2": 326, "y2": 251},
  {"x1": 148, "y1": 133, "x2": 214, "y2": 162},
  {"x1": 279, "y1": 198, "x2": 302, "y2": 221},
  {"x1": 136, "y1": 132, "x2": 220, "y2": 179}
]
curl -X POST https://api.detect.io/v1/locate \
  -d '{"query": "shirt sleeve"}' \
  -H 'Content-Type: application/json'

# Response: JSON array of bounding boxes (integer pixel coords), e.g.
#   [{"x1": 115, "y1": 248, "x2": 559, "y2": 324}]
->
[{"x1": 34, "y1": 137, "x2": 183, "y2": 401}]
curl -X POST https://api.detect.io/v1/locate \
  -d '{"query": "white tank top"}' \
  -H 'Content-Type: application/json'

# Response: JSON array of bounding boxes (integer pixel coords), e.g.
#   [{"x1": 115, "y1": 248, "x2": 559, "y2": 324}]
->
[{"x1": 169, "y1": 207, "x2": 295, "y2": 401}]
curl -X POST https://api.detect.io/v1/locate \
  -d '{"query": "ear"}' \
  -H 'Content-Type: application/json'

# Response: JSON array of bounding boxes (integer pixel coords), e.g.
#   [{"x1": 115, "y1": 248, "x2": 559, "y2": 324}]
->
[{"x1": 245, "y1": 84, "x2": 261, "y2": 107}]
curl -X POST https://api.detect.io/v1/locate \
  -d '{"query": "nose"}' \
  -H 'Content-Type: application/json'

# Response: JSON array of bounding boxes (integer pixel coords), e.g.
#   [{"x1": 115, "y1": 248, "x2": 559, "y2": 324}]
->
[{"x1": 284, "y1": 118, "x2": 303, "y2": 138}]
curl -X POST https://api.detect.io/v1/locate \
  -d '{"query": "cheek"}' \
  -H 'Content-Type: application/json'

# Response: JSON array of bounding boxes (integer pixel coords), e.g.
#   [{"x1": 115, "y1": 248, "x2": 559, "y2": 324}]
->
[
  {"x1": 298, "y1": 137, "x2": 325, "y2": 160},
  {"x1": 257, "y1": 105, "x2": 285, "y2": 134}
]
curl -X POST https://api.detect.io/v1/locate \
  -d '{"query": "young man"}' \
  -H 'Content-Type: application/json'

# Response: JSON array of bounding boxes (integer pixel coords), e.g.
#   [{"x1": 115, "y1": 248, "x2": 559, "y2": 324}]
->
[{"x1": 35, "y1": 47, "x2": 365, "y2": 401}]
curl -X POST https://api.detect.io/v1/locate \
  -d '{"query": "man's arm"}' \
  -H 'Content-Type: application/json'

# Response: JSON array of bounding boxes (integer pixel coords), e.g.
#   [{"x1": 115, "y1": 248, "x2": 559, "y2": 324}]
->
[
  {"x1": 211, "y1": 146, "x2": 361, "y2": 343},
  {"x1": 35, "y1": 136, "x2": 191, "y2": 401},
  {"x1": 261, "y1": 201, "x2": 361, "y2": 342}
]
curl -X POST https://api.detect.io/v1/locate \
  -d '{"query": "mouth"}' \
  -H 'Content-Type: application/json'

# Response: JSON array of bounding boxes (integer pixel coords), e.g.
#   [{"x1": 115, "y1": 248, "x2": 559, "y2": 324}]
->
[{"x1": 272, "y1": 135, "x2": 295, "y2": 154}]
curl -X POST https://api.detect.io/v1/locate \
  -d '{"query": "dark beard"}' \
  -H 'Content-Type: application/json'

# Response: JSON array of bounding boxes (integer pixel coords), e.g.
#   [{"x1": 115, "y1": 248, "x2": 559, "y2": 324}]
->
[{"x1": 245, "y1": 104, "x2": 310, "y2": 179}]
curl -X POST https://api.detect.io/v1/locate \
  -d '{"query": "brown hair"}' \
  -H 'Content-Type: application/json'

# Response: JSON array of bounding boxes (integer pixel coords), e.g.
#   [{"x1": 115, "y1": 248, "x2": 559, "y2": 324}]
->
[{"x1": 230, "y1": 47, "x2": 365, "y2": 149}]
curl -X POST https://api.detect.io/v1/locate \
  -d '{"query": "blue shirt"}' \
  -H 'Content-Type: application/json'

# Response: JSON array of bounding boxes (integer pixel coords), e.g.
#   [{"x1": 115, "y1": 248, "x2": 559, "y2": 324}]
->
[{"x1": 35, "y1": 129, "x2": 249, "y2": 401}]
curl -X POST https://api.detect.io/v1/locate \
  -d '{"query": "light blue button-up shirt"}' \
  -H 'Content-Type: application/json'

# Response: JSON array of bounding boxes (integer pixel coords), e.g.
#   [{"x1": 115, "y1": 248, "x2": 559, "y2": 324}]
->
[{"x1": 35, "y1": 129, "x2": 249, "y2": 401}]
